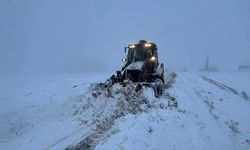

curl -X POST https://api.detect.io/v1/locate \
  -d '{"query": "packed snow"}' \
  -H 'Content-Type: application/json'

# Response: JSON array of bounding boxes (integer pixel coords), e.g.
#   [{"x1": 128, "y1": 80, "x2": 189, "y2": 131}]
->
[{"x1": 0, "y1": 71, "x2": 250, "y2": 150}]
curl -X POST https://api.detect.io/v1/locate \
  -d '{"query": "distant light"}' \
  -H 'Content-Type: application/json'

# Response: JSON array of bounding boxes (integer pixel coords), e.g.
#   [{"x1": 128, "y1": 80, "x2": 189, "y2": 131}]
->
[
  {"x1": 144, "y1": 43, "x2": 152, "y2": 48},
  {"x1": 129, "y1": 44, "x2": 136, "y2": 49}
]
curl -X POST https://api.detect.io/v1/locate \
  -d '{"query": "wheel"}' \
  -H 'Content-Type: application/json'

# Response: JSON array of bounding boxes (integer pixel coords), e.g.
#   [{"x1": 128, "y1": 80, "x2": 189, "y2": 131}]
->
[
  {"x1": 153, "y1": 78, "x2": 164, "y2": 97},
  {"x1": 160, "y1": 63, "x2": 164, "y2": 77}
]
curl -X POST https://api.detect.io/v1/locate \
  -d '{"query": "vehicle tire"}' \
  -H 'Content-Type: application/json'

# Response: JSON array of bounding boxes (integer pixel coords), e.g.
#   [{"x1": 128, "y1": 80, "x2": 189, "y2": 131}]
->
[{"x1": 153, "y1": 78, "x2": 164, "y2": 97}]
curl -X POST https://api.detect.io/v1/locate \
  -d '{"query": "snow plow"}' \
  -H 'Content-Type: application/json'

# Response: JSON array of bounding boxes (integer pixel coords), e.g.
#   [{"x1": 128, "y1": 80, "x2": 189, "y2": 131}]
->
[{"x1": 101, "y1": 40, "x2": 176, "y2": 97}]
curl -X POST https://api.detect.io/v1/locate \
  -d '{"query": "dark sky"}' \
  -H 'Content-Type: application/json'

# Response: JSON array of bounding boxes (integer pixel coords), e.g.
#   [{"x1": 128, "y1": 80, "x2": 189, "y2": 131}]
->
[{"x1": 1, "y1": 0, "x2": 250, "y2": 76}]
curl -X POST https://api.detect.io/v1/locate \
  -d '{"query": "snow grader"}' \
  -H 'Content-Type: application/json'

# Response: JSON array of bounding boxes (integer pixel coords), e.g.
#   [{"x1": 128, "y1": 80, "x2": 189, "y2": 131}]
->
[{"x1": 102, "y1": 40, "x2": 174, "y2": 97}]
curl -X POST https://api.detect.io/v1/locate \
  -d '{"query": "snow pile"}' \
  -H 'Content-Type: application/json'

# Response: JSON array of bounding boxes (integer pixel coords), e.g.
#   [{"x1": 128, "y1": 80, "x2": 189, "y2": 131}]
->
[
  {"x1": 94, "y1": 73, "x2": 250, "y2": 150},
  {"x1": 68, "y1": 81, "x2": 177, "y2": 149}
]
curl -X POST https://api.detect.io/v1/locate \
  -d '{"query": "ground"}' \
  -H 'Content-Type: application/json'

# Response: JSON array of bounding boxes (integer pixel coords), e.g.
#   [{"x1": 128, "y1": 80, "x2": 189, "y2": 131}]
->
[{"x1": 0, "y1": 71, "x2": 250, "y2": 150}]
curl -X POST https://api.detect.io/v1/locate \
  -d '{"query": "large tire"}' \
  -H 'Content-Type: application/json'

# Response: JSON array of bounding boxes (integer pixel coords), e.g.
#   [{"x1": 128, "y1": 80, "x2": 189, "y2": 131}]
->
[
  {"x1": 153, "y1": 78, "x2": 164, "y2": 97},
  {"x1": 160, "y1": 63, "x2": 164, "y2": 77}
]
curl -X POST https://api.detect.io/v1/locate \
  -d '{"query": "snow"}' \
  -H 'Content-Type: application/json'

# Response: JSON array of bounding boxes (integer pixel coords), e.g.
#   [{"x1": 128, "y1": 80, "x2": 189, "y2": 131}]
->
[
  {"x1": 0, "y1": 73, "x2": 107, "y2": 149},
  {"x1": 96, "y1": 72, "x2": 250, "y2": 150},
  {"x1": 0, "y1": 71, "x2": 250, "y2": 150}
]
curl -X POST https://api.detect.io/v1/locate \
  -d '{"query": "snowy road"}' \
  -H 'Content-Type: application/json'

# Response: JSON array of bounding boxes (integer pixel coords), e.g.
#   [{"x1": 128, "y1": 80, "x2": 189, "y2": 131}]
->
[{"x1": 0, "y1": 72, "x2": 250, "y2": 150}]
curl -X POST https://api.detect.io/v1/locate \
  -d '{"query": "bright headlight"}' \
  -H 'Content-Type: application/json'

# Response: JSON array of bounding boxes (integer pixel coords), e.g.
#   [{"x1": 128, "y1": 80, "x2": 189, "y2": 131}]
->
[
  {"x1": 150, "y1": 56, "x2": 156, "y2": 61},
  {"x1": 129, "y1": 44, "x2": 136, "y2": 49},
  {"x1": 145, "y1": 43, "x2": 152, "y2": 48}
]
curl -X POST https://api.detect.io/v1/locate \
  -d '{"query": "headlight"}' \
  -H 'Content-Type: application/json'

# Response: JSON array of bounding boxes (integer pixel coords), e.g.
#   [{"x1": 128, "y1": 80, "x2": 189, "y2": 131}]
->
[
  {"x1": 150, "y1": 56, "x2": 156, "y2": 62},
  {"x1": 144, "y1": 43, "x2": 152, "y2": 48},
  {"x1": 129, "y1": 44, "x2": 136, "y2": 49}
]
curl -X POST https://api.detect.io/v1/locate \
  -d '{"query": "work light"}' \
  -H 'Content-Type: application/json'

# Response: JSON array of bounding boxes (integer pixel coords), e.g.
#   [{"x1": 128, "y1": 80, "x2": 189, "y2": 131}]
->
[
  {"x1": 144, "y1": 43, "x2": 151, "y2": 48},
  {"x1": 150, "y1": 56, "x2": 156, "y2": 62},
  {"x1": 129, "y1": 44, "x2": 136, "y2": 49}
]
